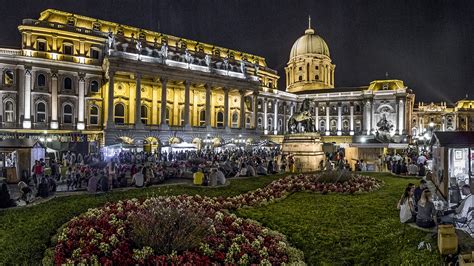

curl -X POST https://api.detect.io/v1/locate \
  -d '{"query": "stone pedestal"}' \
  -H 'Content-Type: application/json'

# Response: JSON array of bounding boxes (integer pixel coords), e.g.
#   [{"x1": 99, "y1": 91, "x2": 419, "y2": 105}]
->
[{"x1": 281, "y1": 133, "x2": 326, "y2": 172}]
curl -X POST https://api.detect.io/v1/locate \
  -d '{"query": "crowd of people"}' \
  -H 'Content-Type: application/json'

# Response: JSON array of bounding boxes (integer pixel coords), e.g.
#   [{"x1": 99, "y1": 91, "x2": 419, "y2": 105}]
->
[{"x1": 0, "y1": 148, "x2": 285, "y2": 208}]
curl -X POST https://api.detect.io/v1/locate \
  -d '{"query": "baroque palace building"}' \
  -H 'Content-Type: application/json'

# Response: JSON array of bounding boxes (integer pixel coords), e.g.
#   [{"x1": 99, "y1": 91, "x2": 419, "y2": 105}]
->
[{"x1": 0, "y1": 10, "x2": 472, "y2": 152}]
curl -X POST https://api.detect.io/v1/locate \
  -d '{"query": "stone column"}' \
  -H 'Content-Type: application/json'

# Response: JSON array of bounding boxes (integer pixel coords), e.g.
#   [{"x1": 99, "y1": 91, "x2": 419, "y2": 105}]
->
[
  {"x1": 395, "y1": 98, "x2": 399, "y2": 134},
  {"x1": 205, "y1": 84, "x2": 211, "y2": 129},
  {"x1": 337, "y1": 103, "x2": 342, "y2": 136},
  {"x1": 399, "y1": 99, "x2": 405, "y2": 135},
  {"x1": 135, "y1": 74, "x2": 144, "y2": 129},
  {"x1": 282, "y1": 102, "x2": 287, "y2": 134},
  {"x1": 252, "y1": 91, "x2": 258, "y2": 129},
  {"x1": 442, "y1": 114, "x2": 446, "y2": 131},
  {"x1": 106, "y1": 71, "x2": 115, "y2": 128},
  {"x1": 184, "y1": 80, "x2": 191, "y2": 129},
  {"x1": 263, "y1": 98, "x2": 268, "y2": 135},
  {"x1": 370, "y1": 99, "x2": 374, "y2": 134},
  {"x1": 223, "y1": 88, "x2": 229, "y2": 129},
  {"x1": 365, "y1": 100, "x2": 371, "y2": 135},
  {"x1": 50, "y1": 72, "x2": 59, "y2": 129},
  {"x1": 315, "y1": 102, "x2": 319, "y2": 131},
  {"x1": 22, "y1": 69, "x2": 32, "y2": 129},
  {"x1": 160, "y1": 78, "x2": 168, "y2": 129},
  {"x1": 240, "y1": 89, "x2": 246, "y2": 129},
  {"x1": 350, "y1": 103, "x2": 354, "y2": 135},
  {"x1": 273, "y1": 99, "x2": 278, "y2": 135},
  {"x1": 77, "y1": 73, "x2": 86, "y2": 130},
  {"x1": 325, "y1": 105, "x2": 330, "y2": 136}
]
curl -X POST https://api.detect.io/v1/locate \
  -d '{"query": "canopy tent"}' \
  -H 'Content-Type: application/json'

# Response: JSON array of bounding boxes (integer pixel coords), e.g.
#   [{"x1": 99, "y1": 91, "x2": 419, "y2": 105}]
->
[{"x1": 170, "y1": 142, "x2": 197, "y2": 151}]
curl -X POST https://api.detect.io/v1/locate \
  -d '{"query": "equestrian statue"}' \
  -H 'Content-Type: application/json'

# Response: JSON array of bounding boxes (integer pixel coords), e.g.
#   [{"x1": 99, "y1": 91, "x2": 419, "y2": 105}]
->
[{"x1": 287, "y1": 99, "x2": 316, "y2": 134}]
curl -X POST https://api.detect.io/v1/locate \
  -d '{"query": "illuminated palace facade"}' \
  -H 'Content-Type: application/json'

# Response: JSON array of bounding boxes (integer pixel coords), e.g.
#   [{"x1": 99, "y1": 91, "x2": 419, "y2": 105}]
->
[{"x1": 0, "y1": 10, "x2": 471, "y2": 152}]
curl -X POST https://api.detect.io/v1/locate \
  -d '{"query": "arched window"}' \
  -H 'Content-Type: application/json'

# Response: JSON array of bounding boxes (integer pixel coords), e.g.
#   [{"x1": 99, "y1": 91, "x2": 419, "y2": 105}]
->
[
  {"x1": 246, "y1": 116, "x2": 251, "y2": 128},
  {"x1": 37, "y1": 74, "x2": 46, "y2": 87},
  {"x1": 330, "y1": 120, "x2": 337, "y2": 132},
  {"x1": 199, "y1": 109, "x2": 206, "y2": 126},
  {"x1": 355, "y1": 104, "x2": 361, "y2": 113},
  {"x1": 231, "y1": 111, "x2": 239, "y2": 128},
  {"x1": 63, "y1": 104, "x2": 73, "y2": 124},
  {"x1": 216, "y1": 111, "x2": 224, "y2": 128},
  {"x1": 4, "y1": 100, "x2": 14, "y2": 122},
  {"x1": 257, "y1": 117, "x2": 262, "y2": 129},
  {"x1": 64, "y1": 77, "x2": 72, "y2": 90},
  {"x1": 90, "y1": 80, "x2": 99, "y2": 93},
  {"x1": 140, "y1": 105, "x2": 148, "y2": 124},
  {"x1": 343, "y1": 105, "x2": 349, "y2": 114},
  {"x1": 268, "y1": 118, "x2": 273, "y2": 131},
  {"x1": 278, "y1": 119, "x2": 282, "y2": 132},
  {"x1": 298, "y1": 76, "x2": 302, "y2": 81},
  {"x1": 3, "y1": 70, "x2": 14, "y2": 85},
  {"x1": 36, "y1": 102, "x2": 46, "y2": 122},
  {"x1": 315, "y1": 75, "x2": 319, "y2": 80},
  {"x1": 114, "y1": 103, "x2": 125, "y2": 124},
  {"x1": 180, "y1": 109, "x2": 184, "y2": 125},
  {"x1": 343, "y1": 120, "x2": 349, "y2": 131},
  {"x1": 89, "y1": 106, "x2": 99, "y2": 125},
  {"x1": 257, "y1": 100, "x2": 262, "y2": 111},
  {"x1": 355, "y1": 120, "x2": 362, "y2": 133},
  {"x1": 320, "y1": 120, "x2": 326, "y2": 132}
]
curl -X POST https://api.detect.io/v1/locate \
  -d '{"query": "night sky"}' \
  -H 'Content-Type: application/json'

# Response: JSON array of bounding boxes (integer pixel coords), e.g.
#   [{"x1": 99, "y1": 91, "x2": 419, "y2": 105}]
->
[{"x1": 1, "y1": 0, "x2": 473, "y2": 104}]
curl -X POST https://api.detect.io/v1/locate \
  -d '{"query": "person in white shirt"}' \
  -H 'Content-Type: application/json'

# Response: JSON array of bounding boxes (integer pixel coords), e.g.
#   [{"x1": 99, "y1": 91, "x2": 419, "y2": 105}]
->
[
  {"x1": 455, "y1": 185, "x2": 473, "y2": 220},
  {"x1": 132, "y1": 167, "x2": 144, "y2": 188},
  {"x1": 441, "y1": 184, "x2": 473, "y2": 228}
]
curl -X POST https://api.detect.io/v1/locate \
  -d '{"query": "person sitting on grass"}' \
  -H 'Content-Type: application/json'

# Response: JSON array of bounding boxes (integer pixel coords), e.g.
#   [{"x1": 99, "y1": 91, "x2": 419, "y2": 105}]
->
[
  {"x1": 132, "y1": 167, "x2": 144, "y2": 188},
  {"x1": 193, "y1": 168, "x2": 204, "y2": 185},
  {"x1": 414, "y1": 180, "x2": 427, "y2": 210},
  {"x1": 398, "y1": 186, "x2": 416, "y2": 223},
  {"x1": 98, "y1": 172, "x2": 109, "y2": 192},
  {"x1": 17, "y1": 181, "x2": 31, "y2": 204},
  {"x1": 407, "y1": 162, "x2": 419, "y2": 176},
  {"x1": 216, "y1": 168, "x2": 226, "y2": 185},
  {"x1": 416, "y1": 189, "x2": 437, "y2": 228},
  {"x1": 87, "y1": 173, "x2": 98, "y2": 193},
  {"x1": 37, "y1": 177, "x2": 49, "y2": 198},
  {"x1": 247, "y1": 164, "x2": 257, "y2": 177},
  {"x1": 0, "y1": 182, "x2": 15, "y2": 208}
]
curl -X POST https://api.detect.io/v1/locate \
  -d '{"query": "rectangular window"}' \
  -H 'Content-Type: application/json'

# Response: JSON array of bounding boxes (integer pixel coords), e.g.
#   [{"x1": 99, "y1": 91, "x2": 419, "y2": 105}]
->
[
  {"x1": 90, "y1": 116, "x2": 98, "y2": 125},
  {"x1": 91, "y1": 49, "x2": 100, "y2": 59},
  {"x1": 63, "y1": 45, "x2": 73, "y2": 55},
  {"x1": 37, "y1": 41, "x2": 46, "y2": 52}
]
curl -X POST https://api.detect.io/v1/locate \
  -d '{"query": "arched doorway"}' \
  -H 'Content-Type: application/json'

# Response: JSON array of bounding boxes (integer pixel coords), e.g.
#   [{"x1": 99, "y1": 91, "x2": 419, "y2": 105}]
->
[{"x1": 143, "y1": 137, "x2": 160, "y2": 153}]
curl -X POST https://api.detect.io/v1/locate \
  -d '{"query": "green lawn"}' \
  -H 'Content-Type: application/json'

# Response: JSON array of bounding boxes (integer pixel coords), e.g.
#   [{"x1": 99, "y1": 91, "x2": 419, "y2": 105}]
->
[
  {"x1": 237, "y1": 172, "x2": 442, "y2": 265},
  {"x1": 0, "y1": 173, "x2": 441, "y2": 264}
]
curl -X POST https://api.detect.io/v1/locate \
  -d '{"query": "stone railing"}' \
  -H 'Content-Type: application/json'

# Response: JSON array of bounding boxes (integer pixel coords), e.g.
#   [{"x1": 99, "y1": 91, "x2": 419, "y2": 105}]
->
[{"x1": 0, "y1": 48, "x2": 22, "y2": 56}]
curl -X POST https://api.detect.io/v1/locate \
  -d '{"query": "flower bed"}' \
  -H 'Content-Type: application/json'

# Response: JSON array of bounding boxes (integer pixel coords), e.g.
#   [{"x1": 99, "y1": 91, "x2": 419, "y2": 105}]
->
[
  {"x1": 54, "y1": 197, "x2": 304, "y2": 265},
  {"x1": 52, "y1": 173, "x2": 382, "y2": 264}
]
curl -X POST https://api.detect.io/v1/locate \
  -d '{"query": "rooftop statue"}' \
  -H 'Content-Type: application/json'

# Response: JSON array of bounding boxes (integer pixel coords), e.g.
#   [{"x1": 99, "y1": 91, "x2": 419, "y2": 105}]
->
[{"x1": 107, "y1": 30, "x2": 115, "y2": 55}]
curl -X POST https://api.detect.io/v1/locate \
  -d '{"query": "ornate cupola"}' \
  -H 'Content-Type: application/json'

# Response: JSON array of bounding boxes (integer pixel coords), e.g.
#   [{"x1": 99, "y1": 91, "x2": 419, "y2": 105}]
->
[{"x1": 285, "y1": 16, "x2": 335, "y2": 93}]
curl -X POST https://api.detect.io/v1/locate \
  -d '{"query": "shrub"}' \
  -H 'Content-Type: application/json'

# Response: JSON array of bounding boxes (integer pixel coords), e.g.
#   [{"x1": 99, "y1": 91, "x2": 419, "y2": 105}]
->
[
  {"x1": 318, "y1": 170, "x2": 352, "y2": 183},
  {"x1": 129, "y1": 204, "x2": 211, "y2": 255}
]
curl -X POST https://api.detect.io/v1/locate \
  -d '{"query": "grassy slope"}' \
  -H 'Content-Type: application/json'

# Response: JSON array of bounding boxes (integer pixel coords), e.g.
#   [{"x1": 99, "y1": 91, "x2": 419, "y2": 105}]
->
[
  {"x1": 237, "y1": 172, "x2": 441, "y2": 265},
  {"x1": 0, "y1": 173, "x2": 441, "y2": 264}
]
